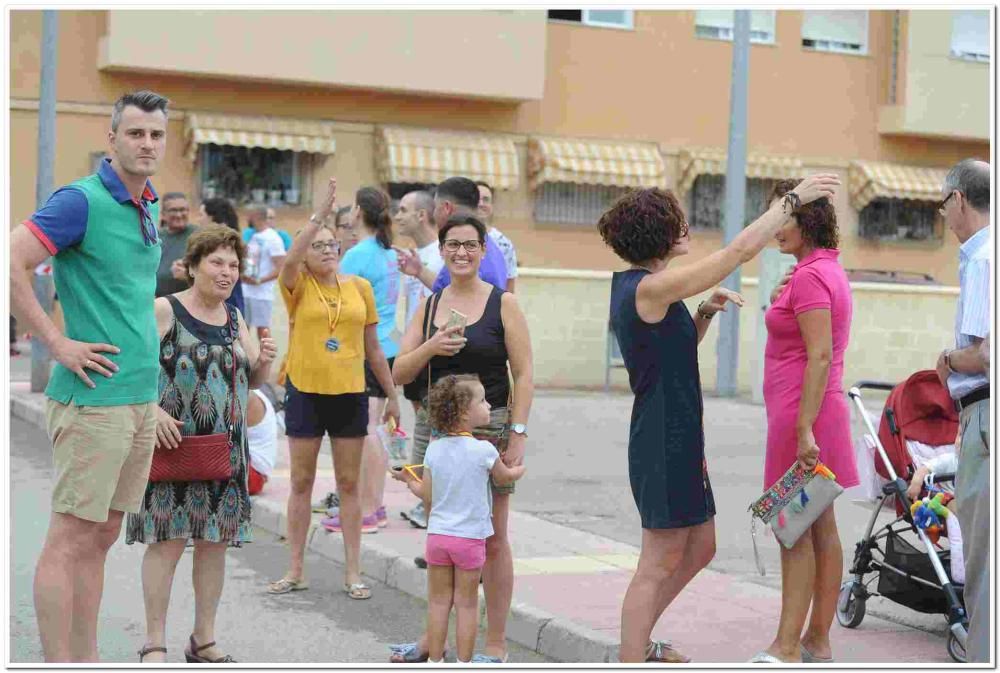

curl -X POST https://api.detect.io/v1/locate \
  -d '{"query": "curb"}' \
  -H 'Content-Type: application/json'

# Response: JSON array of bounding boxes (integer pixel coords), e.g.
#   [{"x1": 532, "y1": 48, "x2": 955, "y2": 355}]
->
[
  {"x1": 252, "y1": 496, "x2": 618, "y2": 663},
  {"x1": 10, "y1": 392, "x2": 614, "y2": 663}
]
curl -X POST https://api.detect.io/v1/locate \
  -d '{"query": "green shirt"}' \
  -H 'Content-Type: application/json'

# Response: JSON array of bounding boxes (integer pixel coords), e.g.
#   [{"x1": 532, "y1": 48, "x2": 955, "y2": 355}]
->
[
  {"x1": 29, "y1": 160, "x2": 162, "y2": 406},
  {"x1": 156, "y1": 224, "x2": 197, "y2": 297}
]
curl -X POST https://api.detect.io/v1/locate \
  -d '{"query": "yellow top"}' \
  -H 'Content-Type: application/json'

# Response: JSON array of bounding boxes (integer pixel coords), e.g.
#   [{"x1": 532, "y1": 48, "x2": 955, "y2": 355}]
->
[{"x1": 279, "y1": 272, "x2": 377, "y2": 395}]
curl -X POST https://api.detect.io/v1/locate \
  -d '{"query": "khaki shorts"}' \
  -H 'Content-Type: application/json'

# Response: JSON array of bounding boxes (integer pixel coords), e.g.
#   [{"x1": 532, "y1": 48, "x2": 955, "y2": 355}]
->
[{"x1": 45, "y1": 399, "x2": 157, "y2": 523}]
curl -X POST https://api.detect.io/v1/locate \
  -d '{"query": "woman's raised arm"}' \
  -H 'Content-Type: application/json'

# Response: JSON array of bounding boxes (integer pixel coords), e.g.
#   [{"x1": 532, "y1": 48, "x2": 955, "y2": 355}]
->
[
  {"x1": 637, "y1": 174, "x2": 840, "y2": 318},
  {"x1": 281, "y1": 177, "x2": 338, "y2": 293}
]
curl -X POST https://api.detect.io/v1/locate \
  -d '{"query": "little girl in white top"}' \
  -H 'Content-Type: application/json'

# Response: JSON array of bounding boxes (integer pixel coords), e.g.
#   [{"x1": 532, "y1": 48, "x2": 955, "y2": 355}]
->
[{"x1": 392, "y1": 374, "x2": 525, "y2": 664}]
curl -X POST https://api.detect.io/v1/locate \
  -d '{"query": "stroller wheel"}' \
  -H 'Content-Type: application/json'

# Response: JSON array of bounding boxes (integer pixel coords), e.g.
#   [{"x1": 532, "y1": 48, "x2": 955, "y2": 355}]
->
[
  {"x1": 947, "y1": 631, "x2": 967, "y2": 663},
  {"x1": 836, "y1": 580, "x2": 866, "y2": 628}
]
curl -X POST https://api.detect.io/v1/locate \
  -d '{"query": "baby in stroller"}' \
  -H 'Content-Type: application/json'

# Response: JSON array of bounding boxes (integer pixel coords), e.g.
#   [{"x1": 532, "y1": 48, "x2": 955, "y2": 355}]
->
[{"x1": 906, "y1": 449, "x2": 964, "y2": 584}]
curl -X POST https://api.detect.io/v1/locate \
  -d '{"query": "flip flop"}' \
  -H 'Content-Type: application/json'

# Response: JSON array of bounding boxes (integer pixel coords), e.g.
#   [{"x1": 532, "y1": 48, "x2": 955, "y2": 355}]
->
[
  {"x1": 345, "y1": 582, "x2": 372, "y2": 600},
  {"x1": 471, "y1": 652, "x2": 509, "y2": 663},
  {"x1": 749, "y1": 651, "x2": 784, "y2": 663},
  {"x1": 267, "y1": 576, "x2": 309, "y2": 594},
  {"x1": 646, "y1": 640, "x2": 690, "y2": 663},
  {"x1": 800, "y1": 644, "x2": 834, "y2": 663}
]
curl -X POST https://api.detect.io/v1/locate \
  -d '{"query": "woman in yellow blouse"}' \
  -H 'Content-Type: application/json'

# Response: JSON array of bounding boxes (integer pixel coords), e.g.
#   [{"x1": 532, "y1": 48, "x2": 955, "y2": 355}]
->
[{"x1": 267, "y1": 178, "x2": 400, "y2": 600}]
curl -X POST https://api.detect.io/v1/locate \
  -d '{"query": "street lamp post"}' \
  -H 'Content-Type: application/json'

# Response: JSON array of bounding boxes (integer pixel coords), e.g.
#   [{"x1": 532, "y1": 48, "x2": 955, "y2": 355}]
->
[
  {"x1": 31, "y1": 10, "x2": 58, "y2": 393},
  {"x1": 716, "y1": 10, "x2": 750, "y2": 397}
]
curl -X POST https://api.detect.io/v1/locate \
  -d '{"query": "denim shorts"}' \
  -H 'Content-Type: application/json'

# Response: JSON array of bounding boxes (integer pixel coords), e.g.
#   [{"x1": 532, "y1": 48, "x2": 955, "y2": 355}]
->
[{"x1": 284, "y1": 377, "x2": 368, "y2": 439}]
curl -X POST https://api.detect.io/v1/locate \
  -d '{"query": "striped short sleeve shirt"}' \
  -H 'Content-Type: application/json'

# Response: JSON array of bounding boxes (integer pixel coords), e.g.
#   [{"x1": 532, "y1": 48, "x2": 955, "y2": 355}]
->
[{"x1": 949, "y1": 225, "x2": 991, "y2": 399}]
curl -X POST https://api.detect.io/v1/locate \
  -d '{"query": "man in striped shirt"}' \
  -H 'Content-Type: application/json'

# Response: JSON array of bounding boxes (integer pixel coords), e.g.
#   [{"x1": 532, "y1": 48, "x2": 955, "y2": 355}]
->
[{"x1": 935, "y1": 158, "x2": 990, "y2": 663}]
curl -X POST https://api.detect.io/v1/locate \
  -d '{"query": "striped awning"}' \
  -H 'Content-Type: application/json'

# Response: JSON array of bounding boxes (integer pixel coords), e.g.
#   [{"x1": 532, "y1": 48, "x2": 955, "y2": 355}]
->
[
  {"x1": 376, "y1": 126, "x2": 519, "y2": 189},
  {"x1": 849, "y1": 161, "x2": 948, "y2": 211},
  {"x1": 676, "y1": 148, "x2": 803, "y2": 197},
  {"x1": 528, "y1": 137, "x2": 665, "y2": 189},
  {"x1": 184, "y1": 113, "x2": 337, "y2": 162}
]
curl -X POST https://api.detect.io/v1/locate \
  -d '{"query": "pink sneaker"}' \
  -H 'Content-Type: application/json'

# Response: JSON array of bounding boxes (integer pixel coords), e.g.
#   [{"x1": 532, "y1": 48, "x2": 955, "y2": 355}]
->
[
  {"x1": 376, "y1": 506, "x2": 388, "y2": 528},
  {"x1": 321, "y1": 514, "x2": 378, "y2": 534}
]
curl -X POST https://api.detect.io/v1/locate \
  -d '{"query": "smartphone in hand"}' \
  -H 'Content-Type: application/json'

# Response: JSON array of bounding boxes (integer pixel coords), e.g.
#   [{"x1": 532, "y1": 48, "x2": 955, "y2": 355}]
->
[{"x1": 446, "y1": 308, "x2": 468, "y2": 336}]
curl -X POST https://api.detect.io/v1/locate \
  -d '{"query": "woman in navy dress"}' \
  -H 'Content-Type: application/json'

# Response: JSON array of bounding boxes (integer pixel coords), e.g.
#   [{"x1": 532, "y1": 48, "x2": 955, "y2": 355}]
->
[{"x1": 600, "y1": 176, "x2": 840, "y2": 662}]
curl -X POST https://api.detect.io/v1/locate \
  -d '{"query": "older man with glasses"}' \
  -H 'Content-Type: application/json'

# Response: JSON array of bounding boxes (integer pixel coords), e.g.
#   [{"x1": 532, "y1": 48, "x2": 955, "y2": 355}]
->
[
  {"x1": 934, "y1": 158, "x2": 991, "y2": 663},
  {"x1": 155, "y1": 192, "x2": 197, "y2": 297}
]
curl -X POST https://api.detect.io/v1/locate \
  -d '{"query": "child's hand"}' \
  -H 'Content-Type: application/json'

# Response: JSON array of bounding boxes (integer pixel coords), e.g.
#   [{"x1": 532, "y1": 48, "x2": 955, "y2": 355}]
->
[
  {"x1": 389, "y1": 468, "x2": 410, "y2": 483},
  {"x1": 906, "y1": 479, "x2": 922, "y2": 502}
]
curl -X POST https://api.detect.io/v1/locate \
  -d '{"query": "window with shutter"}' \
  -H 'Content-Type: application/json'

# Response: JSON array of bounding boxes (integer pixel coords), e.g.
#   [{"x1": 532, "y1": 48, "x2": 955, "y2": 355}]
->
[
  {"x1": 694, "y1": 10, "x2": 776, "y2": 44},
  {"x1": 801, "y1": 10, "x2": 868, "y2": 54}
]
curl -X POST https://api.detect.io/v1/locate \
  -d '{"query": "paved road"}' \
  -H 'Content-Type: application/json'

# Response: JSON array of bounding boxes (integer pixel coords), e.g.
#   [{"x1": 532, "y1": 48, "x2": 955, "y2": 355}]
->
[{"x1": 9, "y1": 417, "x2": 551, "y2": 664}]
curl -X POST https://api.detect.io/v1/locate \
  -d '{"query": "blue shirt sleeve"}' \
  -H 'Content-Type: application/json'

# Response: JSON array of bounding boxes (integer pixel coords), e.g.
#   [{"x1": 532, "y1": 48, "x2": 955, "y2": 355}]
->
[
  {"x1": 432, "y1": 266, "x2": 450, "y2": 293},
  {"x1": 960, "y1": 258, "x2": 991, "y2": 340},
  {"x1": 25, "y1": 187, "x2": 89, "y2": 254},
  {"x1": 242, "y1": 228, "x2": 253, "y2": 243},
  {"x1": 278, "y1": 229, "x2": 293, "y2": 251},
  {"x1": 482, "y1": 237, "x2": 509, "y2": 290}
]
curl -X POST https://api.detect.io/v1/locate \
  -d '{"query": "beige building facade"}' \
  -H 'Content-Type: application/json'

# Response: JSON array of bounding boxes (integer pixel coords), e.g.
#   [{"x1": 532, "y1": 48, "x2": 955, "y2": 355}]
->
[{"x1": 9, "y1": 9, "x2": 991, "y2": 391}]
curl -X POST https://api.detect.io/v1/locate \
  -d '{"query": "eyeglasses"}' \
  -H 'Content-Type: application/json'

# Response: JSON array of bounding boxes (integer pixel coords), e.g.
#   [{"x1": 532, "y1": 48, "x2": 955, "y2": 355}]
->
[
  {"x1": 937, "y1": 190, "x2": 957, "y2": 215},
  {"x1": 311, "y1": 241, "x2": 340, "y2": 252},
  {"x1": 442, "y1": 239, "x2": 483, "y2": 253}
]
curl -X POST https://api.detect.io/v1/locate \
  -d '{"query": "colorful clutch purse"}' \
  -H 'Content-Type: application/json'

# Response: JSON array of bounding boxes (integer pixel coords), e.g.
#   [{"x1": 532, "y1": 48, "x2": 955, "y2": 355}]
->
[{"x1": 748, "y1": 461, "x2": 843, "y2": 575}]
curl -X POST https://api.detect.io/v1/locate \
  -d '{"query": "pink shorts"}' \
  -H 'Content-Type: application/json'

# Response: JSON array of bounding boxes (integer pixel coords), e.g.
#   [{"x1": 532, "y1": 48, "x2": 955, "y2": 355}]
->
[{"x1": 425, "y1": 534, "x2": 486, "y2": 571}]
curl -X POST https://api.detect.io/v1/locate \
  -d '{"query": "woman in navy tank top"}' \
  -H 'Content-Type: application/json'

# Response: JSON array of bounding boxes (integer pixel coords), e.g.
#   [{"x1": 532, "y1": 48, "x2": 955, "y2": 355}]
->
[{"x1": 600, "y1": 175, "x2": 841, "y2": 662}]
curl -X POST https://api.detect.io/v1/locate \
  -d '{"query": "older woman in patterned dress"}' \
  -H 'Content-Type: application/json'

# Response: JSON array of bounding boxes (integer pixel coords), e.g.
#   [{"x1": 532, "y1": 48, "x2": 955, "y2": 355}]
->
[{"x1": 125, "y1": 226, "x2": 277, "y2": 664}]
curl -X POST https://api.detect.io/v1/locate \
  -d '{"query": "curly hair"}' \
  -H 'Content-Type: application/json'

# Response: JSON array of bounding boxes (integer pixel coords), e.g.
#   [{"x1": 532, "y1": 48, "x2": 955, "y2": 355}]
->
[
  {"x1": 597, "y1": 188, "x2": 687, "y2": 265},
  {"x1": 428, "y1": 375, "x2": 482, "y2": 434},
  {"x1": 183, "y1": 225, "x2": 246, "y2": 285},
  {"x1": 769, "y1": 179, "x2": 839, "y2": 249}
]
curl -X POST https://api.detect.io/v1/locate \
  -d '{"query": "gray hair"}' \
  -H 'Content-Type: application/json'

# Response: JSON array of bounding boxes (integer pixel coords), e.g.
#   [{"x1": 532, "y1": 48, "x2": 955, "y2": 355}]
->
[
  {"x1": 943, "y1": 159, "x2": 990, "y2": 213},
  {"x1": 162, "y1": 192, "x2": 187, "y2": 203},
  {"x1": 247, "y1": 205, "x2": 268, "y2": 224},
  {"x1": 110, "y1": 90, "x2": 169, "y2": 132}
]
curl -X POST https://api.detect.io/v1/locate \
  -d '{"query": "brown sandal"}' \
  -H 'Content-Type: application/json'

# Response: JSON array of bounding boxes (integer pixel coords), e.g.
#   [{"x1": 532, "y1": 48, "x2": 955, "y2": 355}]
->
[
  {"x1": 137, "y1": 645, "x2": 166, "y2": 663},
  {"x1": 184, "y1": 634, "x2": 236, "y2": 663}
]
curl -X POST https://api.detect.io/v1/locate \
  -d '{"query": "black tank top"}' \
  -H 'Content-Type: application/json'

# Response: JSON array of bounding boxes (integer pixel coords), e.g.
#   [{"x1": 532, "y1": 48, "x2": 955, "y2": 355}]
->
[{"x1": 423, "y1": 286, "x2": 511, "y2": 408}]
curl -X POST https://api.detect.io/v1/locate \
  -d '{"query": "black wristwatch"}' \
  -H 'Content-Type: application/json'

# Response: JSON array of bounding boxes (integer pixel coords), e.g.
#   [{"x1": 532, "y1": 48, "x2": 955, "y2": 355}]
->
[{"x1": 696, "y1": 301, "x2": 713, "y2": 320}]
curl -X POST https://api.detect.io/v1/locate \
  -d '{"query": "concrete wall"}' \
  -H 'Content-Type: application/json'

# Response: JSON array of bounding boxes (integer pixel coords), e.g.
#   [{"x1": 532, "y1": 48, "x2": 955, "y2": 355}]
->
[{"x1": 264, "y1": 267, "x2": 959, "y2": 396}]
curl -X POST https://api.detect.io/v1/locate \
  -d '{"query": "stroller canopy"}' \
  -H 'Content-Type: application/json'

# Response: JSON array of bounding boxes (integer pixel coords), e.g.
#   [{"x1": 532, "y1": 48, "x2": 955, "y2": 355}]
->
[{"x1": 876, "y1": 370, "x2": 959, "y2": 481}]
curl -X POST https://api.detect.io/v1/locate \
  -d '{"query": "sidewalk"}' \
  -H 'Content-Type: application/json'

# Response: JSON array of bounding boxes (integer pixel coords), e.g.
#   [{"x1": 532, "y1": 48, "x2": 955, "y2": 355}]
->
[{"x1": 9, "y1": 385, "x2": 954, "y2": 664}]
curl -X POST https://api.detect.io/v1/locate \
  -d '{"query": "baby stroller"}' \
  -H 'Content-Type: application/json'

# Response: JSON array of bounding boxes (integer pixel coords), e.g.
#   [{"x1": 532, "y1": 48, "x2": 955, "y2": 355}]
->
[{"x1": 840, "y1": 372, "x2": 968, "y2": 662}]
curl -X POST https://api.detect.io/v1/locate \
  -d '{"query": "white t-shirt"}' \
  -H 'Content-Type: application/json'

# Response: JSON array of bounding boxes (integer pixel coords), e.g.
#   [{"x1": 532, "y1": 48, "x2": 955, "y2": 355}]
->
[
  {"x1": 244, "y1": 228, "x2": 286, "y2": 301},
  {"x1": 424, "y1": 435, "x2": 499, "y2": 540},
  {"x1": 488, "y1": 227, "x2": 518, "y2": 279},
  {"x1": 247, "y1": 389, "x2": 278, "y2": 477},
  {"x1": 404, "y1": 241, "x2": 444, "y2": 327}
]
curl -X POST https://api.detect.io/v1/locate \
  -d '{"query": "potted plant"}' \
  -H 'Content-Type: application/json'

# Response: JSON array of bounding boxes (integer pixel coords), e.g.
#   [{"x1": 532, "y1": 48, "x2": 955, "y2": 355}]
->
[{"x1": 202, "y1": 180, "x2": 217, "y2": 200}]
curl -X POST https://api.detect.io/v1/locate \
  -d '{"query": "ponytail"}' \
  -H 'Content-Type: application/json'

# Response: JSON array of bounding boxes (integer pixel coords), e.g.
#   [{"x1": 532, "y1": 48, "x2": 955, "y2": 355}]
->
[{"x1": 356, "y1": 186, "x2": 394, "y2": 250}]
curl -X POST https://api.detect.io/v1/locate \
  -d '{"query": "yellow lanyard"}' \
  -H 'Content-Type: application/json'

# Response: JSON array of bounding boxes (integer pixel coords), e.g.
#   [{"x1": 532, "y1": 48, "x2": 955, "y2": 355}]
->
[
  {"x1": 447, "y1": 431, "x2": 474, "y2": 438},
  {"x1": 307, "y1": 272, "x2": 343, "y2": 335}
]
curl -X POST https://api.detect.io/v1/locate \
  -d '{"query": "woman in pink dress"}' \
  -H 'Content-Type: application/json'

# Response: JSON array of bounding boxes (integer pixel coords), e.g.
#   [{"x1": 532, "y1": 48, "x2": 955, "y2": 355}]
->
[{"x1": 753, "y1": 180, "x2": 859, "y2": 664}]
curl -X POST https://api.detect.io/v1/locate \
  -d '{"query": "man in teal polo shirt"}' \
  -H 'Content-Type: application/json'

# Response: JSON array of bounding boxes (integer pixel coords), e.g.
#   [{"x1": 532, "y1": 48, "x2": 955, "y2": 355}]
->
[{"x1": 10, "y1": 90, "x2": 169, "y2": 662}]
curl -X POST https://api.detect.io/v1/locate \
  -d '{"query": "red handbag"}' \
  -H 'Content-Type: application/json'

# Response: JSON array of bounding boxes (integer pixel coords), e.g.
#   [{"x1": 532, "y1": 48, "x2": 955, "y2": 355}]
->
[{"x1": 149, "y1": 307, "x2": 238, "y2": 483}]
